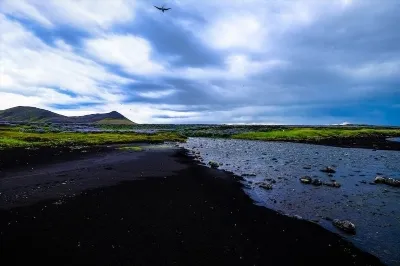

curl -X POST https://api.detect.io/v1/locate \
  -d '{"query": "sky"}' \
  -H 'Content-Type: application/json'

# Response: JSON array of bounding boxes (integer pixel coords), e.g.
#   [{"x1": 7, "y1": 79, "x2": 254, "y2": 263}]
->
[{"x1": 0, "y1": 0, "x2": 399, "y2": 125}]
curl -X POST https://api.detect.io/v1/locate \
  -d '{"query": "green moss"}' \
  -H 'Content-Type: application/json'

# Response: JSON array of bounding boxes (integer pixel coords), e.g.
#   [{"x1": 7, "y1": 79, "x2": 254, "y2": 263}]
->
[
  {"x1": 0, "y1": 129, "x2": 186, "y2": 150},
  {"x1": 231, "y1": 128, "x2": 400, "y2": 141},
  {"x1": 118, "y1": 146, "x2": 143, "y2": 151},
  {"x1": 0, "y1": 138, "x2": 31, "y2": 148}
]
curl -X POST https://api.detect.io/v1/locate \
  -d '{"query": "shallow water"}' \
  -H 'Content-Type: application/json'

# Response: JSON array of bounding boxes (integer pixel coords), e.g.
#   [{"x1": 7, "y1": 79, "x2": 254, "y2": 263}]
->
[
  {"x1": 181, "y1": 138, "x2": 400, "y2": 265},
  {"x1": 388, "y1": 137, "x2": 400, "y2": 143}
]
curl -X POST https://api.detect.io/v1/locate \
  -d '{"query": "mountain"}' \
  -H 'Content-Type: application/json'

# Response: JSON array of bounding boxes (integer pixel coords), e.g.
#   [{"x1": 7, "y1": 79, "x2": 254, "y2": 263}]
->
[{"x1": 0, "y1": 106, "x2": 135, "y2": 125}]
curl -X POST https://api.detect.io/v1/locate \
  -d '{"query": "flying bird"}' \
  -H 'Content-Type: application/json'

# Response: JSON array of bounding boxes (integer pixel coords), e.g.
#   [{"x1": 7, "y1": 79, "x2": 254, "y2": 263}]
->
[{"x1": 154, "y1": 5, "x2": 171, "y2": 13}]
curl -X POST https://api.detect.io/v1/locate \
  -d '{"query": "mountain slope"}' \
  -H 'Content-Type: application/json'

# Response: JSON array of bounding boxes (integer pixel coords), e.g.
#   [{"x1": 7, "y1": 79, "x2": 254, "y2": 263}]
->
[{"x1": 0, "y1": 106, "x2": 135, "y2": 125}]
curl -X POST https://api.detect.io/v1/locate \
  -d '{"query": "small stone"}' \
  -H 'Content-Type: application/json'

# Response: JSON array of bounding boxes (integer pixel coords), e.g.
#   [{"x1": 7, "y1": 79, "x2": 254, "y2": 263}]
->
[
  {"x1": 332, "y1": 219, "x2": 356, "y2": 234},
  {"x1": 259, "y1": 183, "x2": 273, "y2": 190},
  {"x1": 312, "y1": 179, "x2": 323, "y2": 186},
  {"x1": 300, "y1": 176, "x2": 312, "y2": 184},
  {"x1": 374, "y1": 176, "x2": 400, "y2": 187},
  {"x1": 208, "y1": 161, "x2": 219, "y2": 169},
  {"x1": 323, "y1": 181, "x2": 341, "y2": 188},
  {"x1": 321, "y1": 167, "x2": 336, "y2": 173}
]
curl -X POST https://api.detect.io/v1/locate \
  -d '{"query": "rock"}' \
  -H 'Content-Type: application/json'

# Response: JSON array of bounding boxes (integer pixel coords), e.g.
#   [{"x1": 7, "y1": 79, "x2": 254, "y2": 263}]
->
[
  {"x1": 259, "y1": 183, "x2": 273, "y2": 190},
  {"x1": 104, "y1": 166, "x2": 113, "y2": 170},
  {"x1": 374, "y1": 176, "x2": 400, "y2": 187},
  {"x1": 321, "y1": 166, "x2": 336, "y2": 173},
  {"x1": 208, "y1": 161, "x2": 220, "y2": 169},
  {"x1": 293, "y1": 215, "x2": 302, "y2": 220},
  {"x1": 323, "y1": 181, "x2": 341, "y2": 188},
  {"x1": 300, "y1": 176, "x2": 312, "y2": 184},
  {"x1": 312, "y1": 179, "x2": 323, "y2": 186},
  {"x1": 332, "y1": 219, "x2": 356, "y2": 234}
]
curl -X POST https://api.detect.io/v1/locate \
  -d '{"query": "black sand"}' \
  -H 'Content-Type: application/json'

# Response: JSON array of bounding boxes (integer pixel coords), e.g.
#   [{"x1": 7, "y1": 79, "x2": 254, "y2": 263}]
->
[{"x1": 0, "y1": 147, "x2": 382, "y2": 265}]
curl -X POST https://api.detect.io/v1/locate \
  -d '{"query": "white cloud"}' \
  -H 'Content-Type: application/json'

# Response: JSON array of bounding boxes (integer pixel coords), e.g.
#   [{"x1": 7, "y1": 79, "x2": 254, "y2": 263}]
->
[
  {"x1": 0, "y1": 92, "x2": 43, "y2": 110},
  {"x1": 175, "y1": 55, "x2": 288, "y2": 80},
  {"x1": 0, "y1": 15, "x2": 132, "y2": 102},
  {"x1": 203, "y1": 15, "x2": 266, "y2": 51},
  {"x1": 176, "y1": 0, "x2": 358, "y2": 54},
  {"x1": 1, "y1": 0, "x2": 136, "y2": 30},
  {"x1": 54, "y1": 39, "x2": 73, "y2": 52},
  {"x1": 85, "y1": 34, "x2": 165, "y2": 75},
  {"x1": 138, "y1": 89, "x2": 177, "y2": 99},
  {"x1": 53, "y1": 102, "x2": 200, "y2": 124},
  {"x1": 226, "y1": 55, "x2": 288, "y2": 77},
  {"x1": 0, "y1": 0, "x2": 53, "y2": 27},
  {"x1": 334, "y1": 61, "x2": 400, "y2": 80},
  {"x1": 0, "y1": 88, "x2": 101, "y2": 111}
]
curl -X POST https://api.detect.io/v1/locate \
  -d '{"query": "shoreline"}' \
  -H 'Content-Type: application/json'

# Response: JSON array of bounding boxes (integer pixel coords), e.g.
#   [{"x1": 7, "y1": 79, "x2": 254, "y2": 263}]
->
[
  {"x1": 0, "y1": 145, "x2": 383, "y2": 265},
  {"x1": 229, "y1": 136, "x2": 400, "y2": 151}
]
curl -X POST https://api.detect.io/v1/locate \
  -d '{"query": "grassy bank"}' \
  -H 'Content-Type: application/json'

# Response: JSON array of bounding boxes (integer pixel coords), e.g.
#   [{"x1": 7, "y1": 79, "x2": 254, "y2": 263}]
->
[
  {"x1": 231, "y1": 128, "x2": 400, "y2": 141},
  {"x1": 0, "y1": 126, "x2": 185, "y2": 149},
  {"x1": 118, "y1": 146, "x2": 143, "y2": 152}
]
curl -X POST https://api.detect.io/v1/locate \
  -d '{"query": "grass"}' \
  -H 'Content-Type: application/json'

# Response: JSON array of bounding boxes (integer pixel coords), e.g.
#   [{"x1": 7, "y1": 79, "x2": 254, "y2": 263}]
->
[
  {"x1": 2, "y1": 124, "x2": 399, "y2": 149},
  {"x1": 118, "y1": 146, "x2": 143, "y2": 152},
  {"x1": 232, "y1": 128, "x2": 400, "y2": 141},
  {"x1": 95, "y1": 118, "x2": 135, "y2": 125},
  {"x1": 0, "y1": 128, "x2": 186, "y2": 150}
]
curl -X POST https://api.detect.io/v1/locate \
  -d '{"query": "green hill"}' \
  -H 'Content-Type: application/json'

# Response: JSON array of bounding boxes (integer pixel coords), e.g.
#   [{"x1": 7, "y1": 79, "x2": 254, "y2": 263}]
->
[{"x1": 0, "y1": 106, "x2": 135, "y2": 125}]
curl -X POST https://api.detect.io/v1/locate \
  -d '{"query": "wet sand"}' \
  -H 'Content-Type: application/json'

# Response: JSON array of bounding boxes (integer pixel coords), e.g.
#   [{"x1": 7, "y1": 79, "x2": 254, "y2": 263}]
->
[{"x1": 0, "y1": 146, "x2": 382, "y2": 265}]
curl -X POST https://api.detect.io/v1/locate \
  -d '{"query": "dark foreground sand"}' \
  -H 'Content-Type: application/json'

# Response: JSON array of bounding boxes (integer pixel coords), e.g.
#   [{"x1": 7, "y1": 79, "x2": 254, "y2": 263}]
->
[{"x1": 0, "y1": 146, "x2": 382, "y2": 265}]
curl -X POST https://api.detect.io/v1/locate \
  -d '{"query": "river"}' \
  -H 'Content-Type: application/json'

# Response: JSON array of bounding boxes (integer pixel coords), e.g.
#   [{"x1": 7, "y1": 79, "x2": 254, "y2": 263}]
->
[{"x1": 181, "y1": 138, "x2": 400, "y2": 265}]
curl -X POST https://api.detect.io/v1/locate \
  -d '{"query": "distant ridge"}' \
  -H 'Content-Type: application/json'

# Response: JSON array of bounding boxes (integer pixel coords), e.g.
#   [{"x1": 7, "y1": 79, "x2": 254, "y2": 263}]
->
[{"x1": 0, "y1": 106, "x2": 135, "y2": 125}]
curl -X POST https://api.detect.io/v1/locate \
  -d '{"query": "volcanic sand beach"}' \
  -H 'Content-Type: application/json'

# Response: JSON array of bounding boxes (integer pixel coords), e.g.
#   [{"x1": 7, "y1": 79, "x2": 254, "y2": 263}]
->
[{"x1": 0, "y1": 145, "x2": 382, "y2": 265}]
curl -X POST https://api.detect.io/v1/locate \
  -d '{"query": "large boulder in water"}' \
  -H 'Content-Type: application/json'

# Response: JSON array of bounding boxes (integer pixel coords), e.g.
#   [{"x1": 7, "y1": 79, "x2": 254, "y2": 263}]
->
[
  {"x1": 374, "y1": 176, "x2": 400, "y2": 187},
  {"x1": 333, "y1": 219, "x2": 356, "y2": 234}
]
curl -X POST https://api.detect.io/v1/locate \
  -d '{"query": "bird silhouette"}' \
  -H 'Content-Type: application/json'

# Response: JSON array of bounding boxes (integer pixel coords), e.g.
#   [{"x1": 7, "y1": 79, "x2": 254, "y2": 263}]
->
[{"x1": 154, "y1": 5, "x2": 171, "y2": 13}]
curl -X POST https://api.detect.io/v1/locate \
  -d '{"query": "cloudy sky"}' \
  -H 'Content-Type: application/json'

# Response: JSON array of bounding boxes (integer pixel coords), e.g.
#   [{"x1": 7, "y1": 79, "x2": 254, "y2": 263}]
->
[{"x1": 1, "y1": 0, "x2": 399, "y2": 124}]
